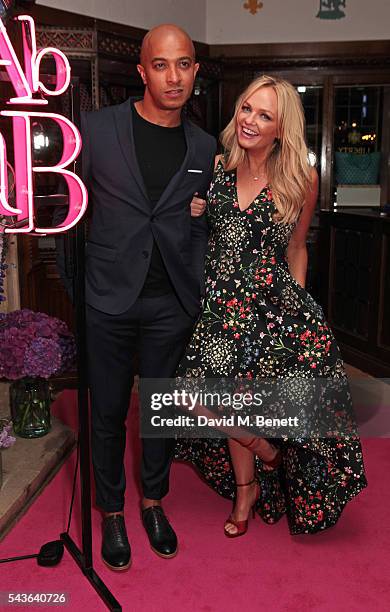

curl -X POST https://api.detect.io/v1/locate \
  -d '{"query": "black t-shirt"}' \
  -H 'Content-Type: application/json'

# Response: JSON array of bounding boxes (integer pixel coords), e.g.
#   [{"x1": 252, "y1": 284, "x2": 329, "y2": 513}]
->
[{"x1": 131, "y1": 101, "x2": 187, "y2": 297}]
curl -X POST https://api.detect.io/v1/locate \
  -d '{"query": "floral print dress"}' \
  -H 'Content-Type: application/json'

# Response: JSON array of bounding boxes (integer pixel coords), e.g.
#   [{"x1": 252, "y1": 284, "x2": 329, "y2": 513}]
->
[{"x1": 174, "y1": 160, "x2": 367, "y2": 534}]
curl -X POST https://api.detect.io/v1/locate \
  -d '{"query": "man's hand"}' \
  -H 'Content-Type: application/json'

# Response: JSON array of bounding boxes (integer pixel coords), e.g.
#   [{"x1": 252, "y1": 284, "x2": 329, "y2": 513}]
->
[{"x1": 190, "y1": 192, "x2": 206, "y2": 217}]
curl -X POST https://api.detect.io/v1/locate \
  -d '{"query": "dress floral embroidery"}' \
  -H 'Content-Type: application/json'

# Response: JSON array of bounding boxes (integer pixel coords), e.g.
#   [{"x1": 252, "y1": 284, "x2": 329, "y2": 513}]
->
[{"x1": 175, "y1": 160, "x2": 367, "y2": 534}]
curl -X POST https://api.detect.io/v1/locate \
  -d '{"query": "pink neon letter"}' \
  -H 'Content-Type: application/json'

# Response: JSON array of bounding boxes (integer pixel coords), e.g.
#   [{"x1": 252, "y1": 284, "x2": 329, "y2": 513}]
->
[
  {"x1": 18, "y1": 15, "x2": 71, "y2": 98},
  {"x1": 0, "y1": 133, "x2": 20, "y2": 215},
  {"x1": 0, "y1": 115, "x2": 33, "y2": 231},
  {"x1": 0, "y1": 111, "x2": 87, "y2": 234},
  {"x1": 0, "y1": 17, "x2": 33, "y2": 103}
]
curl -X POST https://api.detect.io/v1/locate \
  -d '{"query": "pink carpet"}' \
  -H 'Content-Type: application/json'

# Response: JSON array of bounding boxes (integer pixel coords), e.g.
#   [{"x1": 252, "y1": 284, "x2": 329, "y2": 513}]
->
[{"x1": 1, "y1": 390, "x2": 389, "y2": 612}]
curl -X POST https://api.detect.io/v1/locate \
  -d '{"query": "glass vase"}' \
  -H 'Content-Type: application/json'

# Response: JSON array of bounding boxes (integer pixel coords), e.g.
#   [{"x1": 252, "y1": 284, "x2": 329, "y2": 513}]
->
[{"x1": 10, "y1": 378, "x2": 51, "y2": 438}]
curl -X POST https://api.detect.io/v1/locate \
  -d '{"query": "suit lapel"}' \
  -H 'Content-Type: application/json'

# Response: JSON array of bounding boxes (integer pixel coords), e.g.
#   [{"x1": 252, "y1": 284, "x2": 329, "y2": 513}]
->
[
  {"x1": 153, "y1": 117, "x2": 195, "y2": 214},
  {"x1": 113, "y1": 98, "x2": 150, "y2": 206},
  {"x1": 113, "y1": 98, "x2": 195, "y2": 212}
]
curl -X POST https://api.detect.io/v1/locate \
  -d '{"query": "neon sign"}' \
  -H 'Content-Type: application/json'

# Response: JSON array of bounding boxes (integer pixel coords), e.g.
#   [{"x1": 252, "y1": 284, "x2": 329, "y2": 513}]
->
[{"x1": 0, "y1": 15, "x2": 87, "y2": 234}]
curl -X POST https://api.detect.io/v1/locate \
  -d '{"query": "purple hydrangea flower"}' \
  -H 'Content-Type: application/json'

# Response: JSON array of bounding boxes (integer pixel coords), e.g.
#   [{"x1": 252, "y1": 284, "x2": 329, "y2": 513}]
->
[
  {"x1": 0, "y1": 422, "x2": 16, "y2": 449},
  {"x1": 25, "y1": 337, "x2": 62, "y2": 378},
  {"x1": 0, "y1": 309, "x2": 76, "y2": 380}
]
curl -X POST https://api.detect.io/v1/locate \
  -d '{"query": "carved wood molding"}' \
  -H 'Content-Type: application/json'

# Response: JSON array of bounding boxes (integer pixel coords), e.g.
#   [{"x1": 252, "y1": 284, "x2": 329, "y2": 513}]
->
[
  {"x1": 97, "y1": 31, "x2": 140, "y2": 59},
  {"x1": 212, "y1": 40, "x2": 390, "y2": 72},
  {"x1": 218, "y1": 55, "x2": 390, "y2": 71},
  {"x1": 36, "y1": 27, "x2": 96, "y2": 55},
  {"x1": 199, "y1": 61, "x2": 222, "y2": 79}
]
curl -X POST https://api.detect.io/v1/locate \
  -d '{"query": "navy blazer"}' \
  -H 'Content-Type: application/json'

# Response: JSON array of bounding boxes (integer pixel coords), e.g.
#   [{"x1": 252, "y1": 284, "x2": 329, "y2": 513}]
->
[{"x1": 81, "y1": 98, "x2": 217, "y2": 316}]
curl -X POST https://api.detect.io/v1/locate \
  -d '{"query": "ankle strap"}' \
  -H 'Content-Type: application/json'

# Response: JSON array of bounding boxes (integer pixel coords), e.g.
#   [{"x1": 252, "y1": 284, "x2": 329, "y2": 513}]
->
[
  {"x1": 236, "y1": 478, "x2": 256, "y2": 487},
  {"x1": 237, "y1": 437, "x2": 256, "y2": 448}
]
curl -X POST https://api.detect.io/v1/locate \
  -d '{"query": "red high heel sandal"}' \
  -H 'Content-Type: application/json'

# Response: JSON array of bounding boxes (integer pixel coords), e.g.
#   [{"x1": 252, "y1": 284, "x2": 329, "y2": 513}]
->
[{"x1": 224, "y1": 478, "x2": 260, "y2": 539}]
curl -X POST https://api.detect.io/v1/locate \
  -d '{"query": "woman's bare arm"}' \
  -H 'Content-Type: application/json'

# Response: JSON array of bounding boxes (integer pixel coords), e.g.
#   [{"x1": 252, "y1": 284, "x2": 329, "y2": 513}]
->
[{"x1": 286, "y1": 168, "x2": 319, "y2": 288}]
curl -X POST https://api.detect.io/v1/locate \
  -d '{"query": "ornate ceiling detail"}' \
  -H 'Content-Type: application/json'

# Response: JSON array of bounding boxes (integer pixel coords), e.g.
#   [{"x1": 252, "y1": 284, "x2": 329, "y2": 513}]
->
[
  {"x1": 98, "y1": 33, "x2": 141, "y2": 58},
  {"x1": 220, "y1": 55, "x2": 390, "y2": 70},
  {"x1": 36, "y1": 27, "x2": 96, "y2": 54}
]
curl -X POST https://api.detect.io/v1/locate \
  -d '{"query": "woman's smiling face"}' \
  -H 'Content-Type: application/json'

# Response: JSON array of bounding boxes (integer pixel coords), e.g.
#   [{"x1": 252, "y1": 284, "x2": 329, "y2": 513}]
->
[{"x1": 236, "y1": 86, "x2": 279, "y2": 154}]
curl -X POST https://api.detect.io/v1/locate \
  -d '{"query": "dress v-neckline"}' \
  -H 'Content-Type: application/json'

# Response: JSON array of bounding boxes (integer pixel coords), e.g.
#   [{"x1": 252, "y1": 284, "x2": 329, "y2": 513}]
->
[{"x1": 233, "y1": 167, "x2": 269, "y2": 213}]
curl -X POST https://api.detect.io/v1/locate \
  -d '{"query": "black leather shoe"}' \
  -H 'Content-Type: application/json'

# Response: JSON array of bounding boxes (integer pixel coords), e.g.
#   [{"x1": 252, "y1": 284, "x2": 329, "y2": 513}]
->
[
  {"x1": 141, "y1": 506, "x2": 178, "y2": 559},
  {"x1": 101, "y1": 514, "x2": 131, "y2": 570}
]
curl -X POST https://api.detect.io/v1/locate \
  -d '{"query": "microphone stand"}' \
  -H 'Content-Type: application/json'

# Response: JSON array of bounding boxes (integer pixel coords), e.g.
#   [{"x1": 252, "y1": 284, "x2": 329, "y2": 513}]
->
[{"x1": 59, "y1": 81, "x2": 122, "y2": 611}]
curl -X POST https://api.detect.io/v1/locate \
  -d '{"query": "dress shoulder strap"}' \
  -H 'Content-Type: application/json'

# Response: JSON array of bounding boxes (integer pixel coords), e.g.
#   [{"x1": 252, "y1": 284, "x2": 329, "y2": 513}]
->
[{"x1": 213, "y1": 156, "x2": 225, "y2": 178}]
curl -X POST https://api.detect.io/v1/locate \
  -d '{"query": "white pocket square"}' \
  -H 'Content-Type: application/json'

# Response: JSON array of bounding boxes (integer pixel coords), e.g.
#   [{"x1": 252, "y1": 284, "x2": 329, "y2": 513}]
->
[{"x1": 187, "y1": 169, "x2": 203, "y2": 173}]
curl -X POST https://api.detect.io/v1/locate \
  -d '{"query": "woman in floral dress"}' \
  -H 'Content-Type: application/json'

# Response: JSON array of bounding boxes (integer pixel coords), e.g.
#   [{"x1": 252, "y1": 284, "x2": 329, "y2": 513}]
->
[{"x1": 175, "y1": 75, "x2": 367, "y2": 536}]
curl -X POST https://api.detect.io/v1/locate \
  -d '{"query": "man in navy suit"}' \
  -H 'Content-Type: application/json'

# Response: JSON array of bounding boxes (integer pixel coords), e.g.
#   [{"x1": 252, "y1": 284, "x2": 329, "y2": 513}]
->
[{"x1": 82, "y1": 24, "x2": 216, "y2": 569}]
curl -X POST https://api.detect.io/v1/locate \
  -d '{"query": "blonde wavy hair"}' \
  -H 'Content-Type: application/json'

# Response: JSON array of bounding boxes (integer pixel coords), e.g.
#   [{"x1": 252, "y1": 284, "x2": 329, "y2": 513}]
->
[{"x1": 221, "y1": 75, "x2": 312, "y2": 224}]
